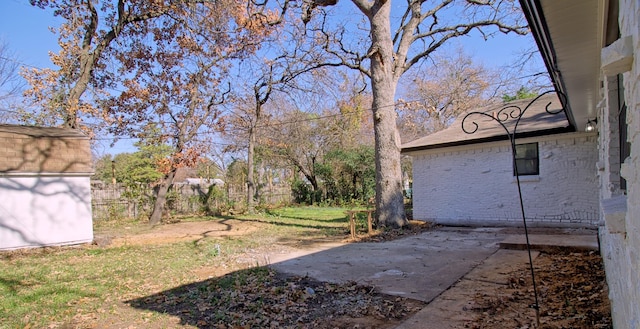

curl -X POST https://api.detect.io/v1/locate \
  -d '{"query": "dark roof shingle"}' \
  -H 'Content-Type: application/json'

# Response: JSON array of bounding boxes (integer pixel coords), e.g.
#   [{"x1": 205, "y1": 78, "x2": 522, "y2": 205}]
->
[{"x1": 401, "y1": 93, "x2": 572, "y2": 153}]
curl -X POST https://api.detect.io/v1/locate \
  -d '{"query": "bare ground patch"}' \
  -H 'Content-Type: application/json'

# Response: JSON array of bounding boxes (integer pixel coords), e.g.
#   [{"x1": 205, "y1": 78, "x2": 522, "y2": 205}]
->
[
  {"x1": 95, "y1": 219, "x2": 264, "y2": 247},
  {"x1": 466, "y1": 251, "x2": 612, "y2": 329}
]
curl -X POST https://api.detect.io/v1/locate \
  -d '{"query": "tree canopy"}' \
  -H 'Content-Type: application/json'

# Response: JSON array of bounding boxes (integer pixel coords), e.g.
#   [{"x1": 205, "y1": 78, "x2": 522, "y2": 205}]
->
[
  {"x1": 502, "y1": 86, "x2": 539, "y2": 102},
  {"x1": 20, "y1": 0, "x2": 536, "y2": 223},
  {"x1": 93, "y1": 142, "x2": 171, "y2": 185},
  {"x1": 398, "y1": 50, "x2": 502, "y2": 141}
]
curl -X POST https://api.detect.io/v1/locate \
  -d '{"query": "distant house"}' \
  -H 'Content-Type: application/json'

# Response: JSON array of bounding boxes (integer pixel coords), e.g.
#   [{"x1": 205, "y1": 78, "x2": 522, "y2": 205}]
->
[
  {"x1": 182, "y1": 178, "x2": 225, "y2": 186},
  {"x1": 173, "y1": 166, "x2": 224, "y2": 187},
  {"x1": 402, "y1": 93, "x2": 599, "y2": 228},
  {"x1": 0, "y1": 124, "x2": 94, "y2": 250}
]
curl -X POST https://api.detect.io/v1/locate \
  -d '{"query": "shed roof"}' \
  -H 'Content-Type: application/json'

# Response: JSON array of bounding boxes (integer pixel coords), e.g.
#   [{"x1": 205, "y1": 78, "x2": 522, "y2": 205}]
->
[
  {"x1": 401, "y1": 92, "x2": 573, "y2": 153},
  {"x1": 0, "y1": 124, "x2": 93, "y2": 175}
]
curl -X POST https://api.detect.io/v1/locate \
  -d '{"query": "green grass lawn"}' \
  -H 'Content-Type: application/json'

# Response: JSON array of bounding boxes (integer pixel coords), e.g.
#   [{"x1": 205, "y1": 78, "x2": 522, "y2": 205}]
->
[{"x1": 0, "y1": 206, "x2": 362, "y2": 328}]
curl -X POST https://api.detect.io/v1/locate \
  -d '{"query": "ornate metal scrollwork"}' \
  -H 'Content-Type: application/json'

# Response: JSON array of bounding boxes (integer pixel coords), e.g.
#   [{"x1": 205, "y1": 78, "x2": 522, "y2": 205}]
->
[
  {"x1": 460, "y1": 90, "x2": 568, "y2": 326},
  {"x1": 462, "y1": 90, "x2": 567, "y2": 138}
]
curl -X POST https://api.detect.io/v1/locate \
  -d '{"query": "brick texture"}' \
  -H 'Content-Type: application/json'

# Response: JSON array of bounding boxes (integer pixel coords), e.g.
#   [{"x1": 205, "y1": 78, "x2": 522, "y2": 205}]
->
[
  {"x1": 0, "y1": 125, "x2": 92, "y2": 174},
  {"x1": 598, "y1": 1, "x2": 640, "y2": 327},
  {"x1": 411, "y1": 132, "x2": 599, "y2": 227}
]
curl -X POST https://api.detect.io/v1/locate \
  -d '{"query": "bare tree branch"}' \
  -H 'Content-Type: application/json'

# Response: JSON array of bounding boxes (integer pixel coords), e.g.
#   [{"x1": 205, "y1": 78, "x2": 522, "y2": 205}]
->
[{"x1": 297, "y1": 0, "x2": 529, "y2": 227}]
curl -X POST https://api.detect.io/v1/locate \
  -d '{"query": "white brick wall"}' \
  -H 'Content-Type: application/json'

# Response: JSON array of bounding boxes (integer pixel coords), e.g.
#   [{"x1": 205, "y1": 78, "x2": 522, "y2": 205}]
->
[
  {"x1": 598, "y1": 0, "x2": 640, "y2": 327},
  {"x1": 410, "y1": 132, "x2": 599, "y2": 227}
]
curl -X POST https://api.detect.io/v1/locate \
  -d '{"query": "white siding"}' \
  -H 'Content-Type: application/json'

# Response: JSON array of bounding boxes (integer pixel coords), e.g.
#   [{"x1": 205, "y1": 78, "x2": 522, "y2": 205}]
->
[
  {"x1": 0, "y1": 176, "x2": 93, "y2": 250},
  {"x1": 410, "y1": 132, "x2": 599, "y2": 227}
]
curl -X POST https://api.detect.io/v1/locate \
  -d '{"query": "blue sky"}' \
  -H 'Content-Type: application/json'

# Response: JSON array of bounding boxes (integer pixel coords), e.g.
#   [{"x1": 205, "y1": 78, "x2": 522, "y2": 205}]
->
[
  {"x1": 0, "y1": 1, "x2": 61, "y2": 70},
  {"x1": 0, "y1": 1, "x2": 543, "y2": 155},
  {"x1": 0, "y1": 1, "x2": 539, "y2": 74},
  {"x1": 0, "y1": 1, "x2": 130, "y2": 154}
]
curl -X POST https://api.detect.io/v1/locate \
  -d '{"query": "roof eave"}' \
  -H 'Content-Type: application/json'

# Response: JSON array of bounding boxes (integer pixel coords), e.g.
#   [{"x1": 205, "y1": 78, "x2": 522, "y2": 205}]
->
[
  {"x1": 518, "y1": 0, "x2": 576, "y2": 129},
  {"x1": 401, "y1": 126, "x2": 574, "y2": 154},
  {"x1": 518, "y1": 0, "x2": 607, "y2": 132}
]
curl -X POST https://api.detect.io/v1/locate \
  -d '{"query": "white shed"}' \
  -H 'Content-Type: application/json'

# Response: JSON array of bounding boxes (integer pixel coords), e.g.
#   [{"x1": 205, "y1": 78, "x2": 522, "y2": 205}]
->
[
  {"x1": 402, "y1": 94, "x2": 599, "y2": 228},
  {"x1": 0, "y1": 124, "x2": 94, "y2": 250}
]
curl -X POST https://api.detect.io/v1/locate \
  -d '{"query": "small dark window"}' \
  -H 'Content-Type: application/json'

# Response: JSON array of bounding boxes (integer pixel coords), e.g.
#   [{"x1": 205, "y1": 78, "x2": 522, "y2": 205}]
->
[
  {"x1": 514, "y1": 143, "x2": 539, "y2": 176},
  {"x1": 618, "y1": 74, "x2": 630, "y2": 191}
]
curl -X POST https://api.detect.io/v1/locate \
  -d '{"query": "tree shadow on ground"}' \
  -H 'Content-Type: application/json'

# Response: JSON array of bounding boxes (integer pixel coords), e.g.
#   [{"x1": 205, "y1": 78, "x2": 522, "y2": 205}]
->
[
  {"x1": 263, "y1": 210, "x2": 353, "y2": 224},
  {"x1": 233, "y1": 217, "x2": 349, "y2": 231},
  {"x1": 126, "y1": 266, "x2": 422, "y2": 329}
]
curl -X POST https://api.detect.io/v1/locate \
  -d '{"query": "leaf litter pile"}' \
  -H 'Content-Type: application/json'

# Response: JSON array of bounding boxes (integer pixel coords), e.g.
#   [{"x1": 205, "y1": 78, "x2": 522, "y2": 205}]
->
[
  {"x1": 467, "y1": 251, "x2": 612, "y2": 329},
  {"x1": 119, "y1": 219, "x2": 434, "y2": 328},
  {"x1": 126, "y1": 247, "x2": 612, "y2": 329},
  {"x1": 127, "y1": 267, "x2": 425, "y2": 328}
]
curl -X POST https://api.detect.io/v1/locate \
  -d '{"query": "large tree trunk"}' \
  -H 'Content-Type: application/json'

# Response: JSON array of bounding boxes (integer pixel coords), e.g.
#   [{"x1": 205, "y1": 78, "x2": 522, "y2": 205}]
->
[
  {"x1": 247, "y1": 126, "x2": 256, "y2": 213},
  {"x1": 149, "y1": 169, "x2": 177, "y2": 225},
  {"x1": 257, "y1": 159, "x2": 265, "y2": 201},
  {"x1": 367, "y1": 1, "x2": 408, "y2": 228}
]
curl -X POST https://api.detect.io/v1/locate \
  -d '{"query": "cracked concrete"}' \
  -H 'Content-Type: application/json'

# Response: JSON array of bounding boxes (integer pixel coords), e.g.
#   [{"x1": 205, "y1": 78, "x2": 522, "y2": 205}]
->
[
  {"x1": 270, "y1": 227, "x2": 506, "y2": 302},
  {"x1": 268, "y1": 226, "x2": 599, "y2": 328}
]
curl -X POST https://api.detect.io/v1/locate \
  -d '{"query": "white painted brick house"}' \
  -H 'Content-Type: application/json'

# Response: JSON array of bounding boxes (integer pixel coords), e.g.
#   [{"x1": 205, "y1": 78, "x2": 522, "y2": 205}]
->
[
  {"x1": 402, "y1": 93, "x2": 600, "y2": 228},
  {"x1": 406, "y1": 0, "x2": 640, "y2": 326},
  {"x1": 516, "y1": 0, "x2": 640, "y2": 326}
]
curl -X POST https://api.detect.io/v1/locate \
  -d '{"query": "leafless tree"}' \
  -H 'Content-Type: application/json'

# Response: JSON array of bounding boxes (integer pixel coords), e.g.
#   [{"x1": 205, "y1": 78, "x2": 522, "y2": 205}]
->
[
  {"x1": 302, "y1": 0, "x2": 528, "y2": 227},
  {"x1": 398, "y1": 50, "x2": 503, "y2": 142},
  {"x1": 0, "y1": 40, "x2": 25, "y2": 122},
  {"x1": 222, "y1": 15, "x2": 345, "y2": 212}
]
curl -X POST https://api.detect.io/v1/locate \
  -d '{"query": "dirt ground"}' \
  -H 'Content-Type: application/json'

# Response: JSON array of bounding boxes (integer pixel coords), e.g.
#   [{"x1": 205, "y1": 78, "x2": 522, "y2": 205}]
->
[
  {"x1": 466, "y1": 251, "x2": 612, "y2": 329},
  {"x1": 94, "y1": 218, "x2": 264, "y2": 247},
  {"x1": 94, "y1": 220, "x2": 611, "y2": 328}
]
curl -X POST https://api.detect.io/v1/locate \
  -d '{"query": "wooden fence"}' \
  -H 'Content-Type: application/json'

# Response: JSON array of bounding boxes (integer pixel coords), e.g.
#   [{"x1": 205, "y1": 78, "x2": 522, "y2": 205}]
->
[{"x1": 90, "y1": 182, "x2": 292, "y2": 221}]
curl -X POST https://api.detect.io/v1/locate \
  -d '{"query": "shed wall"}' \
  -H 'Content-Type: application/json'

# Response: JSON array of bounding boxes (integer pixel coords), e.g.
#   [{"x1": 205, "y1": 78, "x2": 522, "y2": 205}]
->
[
  {"x1": 0, "y1": 176, "x2": 93, "y2": 250},
  {"x1": 410, "y1": 132, "x2": 599, "y2": 227}
]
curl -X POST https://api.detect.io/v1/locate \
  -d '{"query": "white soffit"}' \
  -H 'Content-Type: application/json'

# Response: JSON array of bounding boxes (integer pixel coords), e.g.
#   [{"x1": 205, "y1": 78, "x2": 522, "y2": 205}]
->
[{"x1": 539, "y1": 0, "x2": 604, "y2": 130}]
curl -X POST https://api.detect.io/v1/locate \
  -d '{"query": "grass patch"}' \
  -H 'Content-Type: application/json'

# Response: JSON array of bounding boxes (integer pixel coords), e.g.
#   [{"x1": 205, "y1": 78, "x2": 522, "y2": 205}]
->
[
  {"x1": 242, "y1": 206, "x2": 364, "y2": 238},
  {"x1": 1, "y1": 242, "x2": 247, "y2": 328},
  {"x1": 0, "y1": 206, "x2": 363, "y2": 328},
  {"x1": 263, "y1": 206, "x2": 354, "y2": 221}
]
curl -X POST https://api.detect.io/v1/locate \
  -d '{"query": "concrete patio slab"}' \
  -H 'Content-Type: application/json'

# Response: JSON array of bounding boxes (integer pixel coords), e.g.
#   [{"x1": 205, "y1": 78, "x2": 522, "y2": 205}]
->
[
  {"x1": 267, "y1": 226, "x2": 599, "y2": 328},
  {"x1": 270, "y1": 227, "x2": 505, "y2": 302},
  {"x1": 395, "y1": 249, "x2": 540, "y2": 329},
  {"x1": 500, "y1": 234, "x2": 599, "y2": 251}
]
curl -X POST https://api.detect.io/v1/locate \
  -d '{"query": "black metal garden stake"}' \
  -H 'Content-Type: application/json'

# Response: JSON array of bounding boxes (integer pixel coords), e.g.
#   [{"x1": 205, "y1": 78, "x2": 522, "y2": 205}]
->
[{"x1": 461, "y1": 90, "x2": 568, "y2": 327}]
